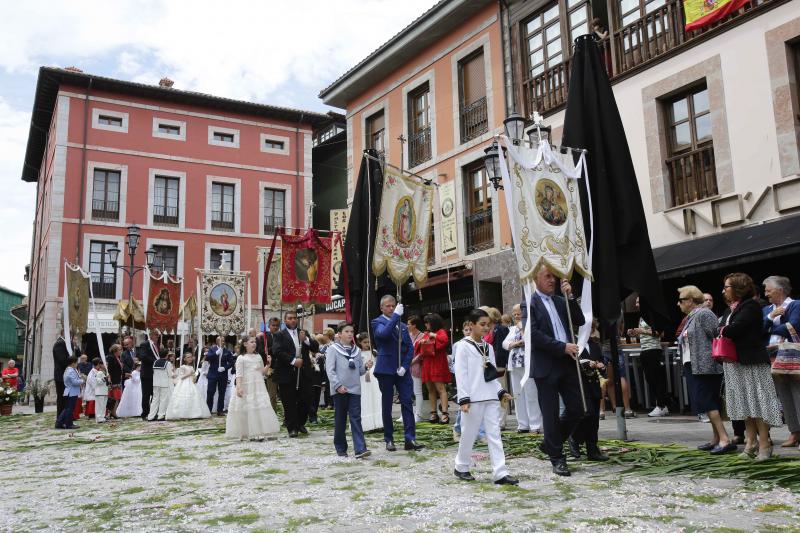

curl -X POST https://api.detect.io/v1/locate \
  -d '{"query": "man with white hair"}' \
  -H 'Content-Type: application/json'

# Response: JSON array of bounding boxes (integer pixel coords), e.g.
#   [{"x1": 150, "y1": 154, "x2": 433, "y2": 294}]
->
[
  {"x1": 762, "y1": 275, "x2": 800, "y2": 449},
  {"x1": 371, "y1": 294, "x2": 424, "y2": 452}
]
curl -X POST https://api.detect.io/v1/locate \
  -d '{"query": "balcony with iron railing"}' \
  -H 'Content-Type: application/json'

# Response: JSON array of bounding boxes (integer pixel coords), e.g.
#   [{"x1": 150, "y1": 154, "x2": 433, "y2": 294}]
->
[
  {"x1": 211, "y1": 210, "x2": 235, "y2": 231},
  {"x1": 153, "y1": 205, "x2": 179, "y2": 226},
  {"x1": 522, "y1": 0, "x2": 779, "y2": 117},
  {"x1": 91, "y1": 200, "x2": 119, "y2": 221},
  {"x1": 91, "y1": 275, "x2": 116, "y2": 299},
  {"x1": 460, "y1": 96, "x2": 489, "y2": 143},
  {"x1": 408, "y1": 126, "x2": 432, "y2": 168},
  {"x1": 465, "y1": 209, "x2": 494, "y2": 255},
  {"x1": 263, "y1": 215, "x2": 285, "y2": 235},
  {"x1": 666, "y1": 144, "x2": 717, "y2": 207}
]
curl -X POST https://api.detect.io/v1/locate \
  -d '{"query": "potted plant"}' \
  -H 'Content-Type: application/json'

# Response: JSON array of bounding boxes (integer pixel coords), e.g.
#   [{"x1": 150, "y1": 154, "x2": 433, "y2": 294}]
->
[
  {"x1": 0, "y1": 382, "x2": 19, "y2": 415},
  {"x1": 26, "y1": 377, "x2": 52, "y2": 414}
]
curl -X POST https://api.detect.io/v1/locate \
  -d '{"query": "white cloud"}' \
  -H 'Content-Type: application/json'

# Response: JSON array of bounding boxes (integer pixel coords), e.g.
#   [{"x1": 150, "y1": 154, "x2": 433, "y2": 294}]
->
[{"x1": 0, "y1": 0, "x2": 438, "y2": 293}]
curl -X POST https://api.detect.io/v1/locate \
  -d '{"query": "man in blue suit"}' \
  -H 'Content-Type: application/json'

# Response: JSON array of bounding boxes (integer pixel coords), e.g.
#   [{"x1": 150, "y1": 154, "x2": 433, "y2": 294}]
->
[
  {"x1": 206, "y1": 335, "x2": 234, "y2": 415},
  {"x1": 371, "y1": 295, "x2": 424, "y2": 451},
  {"x1": 762, "y1": 275, "x2": 799, "y2": 344},
  {"x1": 521, "y1": 266, "x2": 585, "y2": 477}
]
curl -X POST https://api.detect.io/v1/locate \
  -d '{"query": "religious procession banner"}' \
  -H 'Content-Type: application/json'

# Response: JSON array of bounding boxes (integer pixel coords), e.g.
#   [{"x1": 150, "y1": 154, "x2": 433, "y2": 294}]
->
[
  {"x1": 257, "y1": 248, "x2": 283, "y2": 310},
  {"x1": 199, "y1": 270, "x2": 248, "y2": 335},
  {"x1": 683, "y1": 0, "x2": 750, "y2": 31},
  {"x1": 146, "y1": 270, "x2": 181, "y2": 333},
  {"x1": 330, "y1": 208, "x2": 349, "y2": 290},
  {"x1": 372, "y1": 167, "x2": 434, "y2": 285},
  {"x1": 438, "y1": 180, "x2": 457, "y2": 254},
  {"x1": 281, "y1": 229, "x2": 333, "y2": 305},
  {"x1": 63, "y1": 262, "x2": 106, "y2": 364},
  {"x1": 64, "y1": 265, "x2": 89, "y2": 335},
  {"x1": 113, "y1": 298, "x2": 146, "y2": 330}
]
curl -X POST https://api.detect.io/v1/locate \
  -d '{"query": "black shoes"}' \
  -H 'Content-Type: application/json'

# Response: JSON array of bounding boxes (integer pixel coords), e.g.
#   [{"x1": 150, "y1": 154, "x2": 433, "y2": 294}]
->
[
  {"x1": 552, "y1": 460, "x2": 571, "y2": 477},
  {"x1": 298, "y1": 426, "x2": 308, "y2": 434},
  {"x1": 586, "y1": 446, "x2": 610, "y2": 462},
  {"x1": 568, "y1": 437, "x2": 582, "y2": 459},
  {"x1": 355, "y1": 450, "x2": 371, "y2": 459},
  {"x1": 517, "y1": 429, "x2": 530, "y2": 434},
  {"x1": 697, "y1": 442, "x2": 716, "y2": 451},
  {"x1": 386, "y1": 441, "x2": 397, "y2": 451},
  {"x1": 289, "y1": 430, "x2": 299, "y2": 438},
  {"x1": 336, "y1": 452, "x2": 348, "y2": 457},
  {"x1": 404, "y1": 440, "x2": 425, "y2": 451},
  {"x1": 494, "y1": 475, "x2": 519, "y2": 485},
  {"x1": 710, "y1": 443, "x2": 737, "y2": 455},
  {"x1": 454, "y1": 469, "x2": 475, "y2": 481}
]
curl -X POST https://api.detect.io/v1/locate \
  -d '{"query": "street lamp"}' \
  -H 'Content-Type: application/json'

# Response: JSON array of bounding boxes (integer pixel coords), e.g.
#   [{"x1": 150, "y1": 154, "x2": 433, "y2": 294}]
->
[
  {"x1": 483, "y1": 141, "x2": 503, "y2": 191},
  {"x1": 528, "y1": 124, "x2": 552, "y2": 146},
  {"x1": 108, "y1": 224, "x2": 158, "y2": 328},
  {"x1": 503, "y1": 112, "x2": 526, "y2": 145}
]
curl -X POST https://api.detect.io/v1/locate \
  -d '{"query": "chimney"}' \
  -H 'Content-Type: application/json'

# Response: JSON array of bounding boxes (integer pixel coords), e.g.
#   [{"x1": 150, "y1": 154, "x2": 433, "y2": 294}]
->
[
  {"x1": 159, "y1": 77, "x2": 175, "y2": 88},
  {"x1": 64, "y1": 66, "x2": 83, "y2": 73}
]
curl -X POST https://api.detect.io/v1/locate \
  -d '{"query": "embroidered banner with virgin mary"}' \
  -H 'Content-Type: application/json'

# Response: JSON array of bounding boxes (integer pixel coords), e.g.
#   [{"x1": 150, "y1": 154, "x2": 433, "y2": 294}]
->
[
  {"x1": 280, "y1": 229, "x2": 333, "y2": 305},
  {"x1": 146, "y1": 270, "x2": 181, "y2": 333},
  {"x1": 372, "y1": 167, "x2": 434, "y2": 285},
  {"x1": 199, "y1": 270, "x2": 248, "y2": 335}
]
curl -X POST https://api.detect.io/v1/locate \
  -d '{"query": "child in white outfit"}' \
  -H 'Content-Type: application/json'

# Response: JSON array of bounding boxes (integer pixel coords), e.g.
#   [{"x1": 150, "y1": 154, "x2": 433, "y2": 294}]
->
[
  {"x1": 94, "y1": 361, "x2": 109, "y2": 423},
  {"x1": 453, "y1": 308, "x2": 517, "y2": 485}
]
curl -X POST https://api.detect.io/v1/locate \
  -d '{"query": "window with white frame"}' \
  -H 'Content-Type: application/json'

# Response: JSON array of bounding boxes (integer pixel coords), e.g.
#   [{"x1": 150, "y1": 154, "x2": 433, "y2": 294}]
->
[
  {"x1": 208, "y1": 126, "x2": 240, "y2": 148},
  {"x1": 91, "y1": 168, "x2": 121, "y2": 221},
  {"x1": 263, "y1": 188, "x2": 286, "y2": 234},
  {"x1": 260, "y1": 133, "x2": 289, "y2": 154},
  {"x1": 153, "y1": 176, "x2": 180, "y2": 226},
  {"x1": 151, "y1": 245, "x2": 179, "y2": 277},
  {"x1": 89, "y1": 241, "x2": 117, "y2": 299},
  {"x1": 92, "y1": 108, "x2": 128, "y2": 133},
  {"x1": 152, "y1": 117, "x2": 186, "y2": 140},
  {"x1": 210, "y1": 249, "x2": 235, "y2": 270}
]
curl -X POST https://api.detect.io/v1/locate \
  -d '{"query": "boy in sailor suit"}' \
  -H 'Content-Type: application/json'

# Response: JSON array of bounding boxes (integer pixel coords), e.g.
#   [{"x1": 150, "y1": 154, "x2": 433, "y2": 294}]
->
[
  {"x1": 94, "y1": 360, "x2": 109, "y2": 423},
  {"x1": 148, "y1": 351, "x2": 173, "y2": 421},
  {"x1": 454, "y1": 308, "x2": 518, "y2": 485}
]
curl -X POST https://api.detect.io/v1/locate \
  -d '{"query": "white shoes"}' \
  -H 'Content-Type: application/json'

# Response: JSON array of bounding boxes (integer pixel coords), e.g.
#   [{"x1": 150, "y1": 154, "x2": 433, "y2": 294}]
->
[
  {"x1": 647, "y1": 406, "x2": 669, "y2": 417},
  {"x1": 698, "y1": 413, "x2": 710, "y2": 423}
]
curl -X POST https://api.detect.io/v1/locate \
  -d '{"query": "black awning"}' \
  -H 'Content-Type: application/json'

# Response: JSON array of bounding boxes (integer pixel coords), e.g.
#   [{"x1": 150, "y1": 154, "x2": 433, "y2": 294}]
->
[{"x1": 654, "y1": 214, "x2": 800, "y2": 279}]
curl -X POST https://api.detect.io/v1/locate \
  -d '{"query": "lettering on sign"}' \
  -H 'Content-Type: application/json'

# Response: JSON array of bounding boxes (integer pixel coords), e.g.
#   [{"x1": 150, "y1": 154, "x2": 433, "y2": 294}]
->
[
  {"x1": 330, "y1": 208, "x2": 349, "y2": 289},
  {"x1": 439, "y1": 181, "x2": 457, "y2": 254}
]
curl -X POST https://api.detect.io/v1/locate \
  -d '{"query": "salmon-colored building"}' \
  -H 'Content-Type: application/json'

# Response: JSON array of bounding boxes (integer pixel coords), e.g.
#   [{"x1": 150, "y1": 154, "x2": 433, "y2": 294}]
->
[
  {"x1": 22, "y1": 67, "x2": 329, "y2": 380},
  {"x1": 320, "y1": 0, "x2": 517, "y2": 331}
]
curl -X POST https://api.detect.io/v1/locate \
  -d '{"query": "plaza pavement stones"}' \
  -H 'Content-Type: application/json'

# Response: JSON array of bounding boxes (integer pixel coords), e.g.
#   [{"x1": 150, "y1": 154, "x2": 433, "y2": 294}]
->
[{"x1": 1, "y1": 409, "x2": 799, "y2": 532}]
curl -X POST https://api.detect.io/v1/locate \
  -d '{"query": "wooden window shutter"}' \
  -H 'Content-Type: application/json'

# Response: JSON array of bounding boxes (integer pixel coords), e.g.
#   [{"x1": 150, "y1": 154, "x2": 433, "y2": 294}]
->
[{"x1": 461, "y1": 51, "x2": 486, "y2": 106}]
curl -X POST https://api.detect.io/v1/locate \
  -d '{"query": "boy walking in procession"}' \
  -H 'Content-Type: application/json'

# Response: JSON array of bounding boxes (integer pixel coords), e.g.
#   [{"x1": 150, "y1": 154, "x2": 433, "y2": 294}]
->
[{"x1": 453, "y1": 308, "x2": 518, "y2": 485}]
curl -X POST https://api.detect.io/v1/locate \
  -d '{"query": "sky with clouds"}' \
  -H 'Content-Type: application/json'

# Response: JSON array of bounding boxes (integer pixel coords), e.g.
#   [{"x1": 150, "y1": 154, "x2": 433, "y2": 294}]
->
[{"x1": 0, "y1": 0, "x2": 437, "y2": 295}]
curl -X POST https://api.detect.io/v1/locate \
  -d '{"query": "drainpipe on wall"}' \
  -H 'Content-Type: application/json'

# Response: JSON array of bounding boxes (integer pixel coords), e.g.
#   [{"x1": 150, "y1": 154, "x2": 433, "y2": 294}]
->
[
  {"x1": 498, "y1": 0, "x2": 516, "y2": 115},
  {"x1": 75, "y1": 77, "x2": 92, "y2": 263},
  {"x1": 295, "y1": 113, "x2": 305, "y2": 228}
]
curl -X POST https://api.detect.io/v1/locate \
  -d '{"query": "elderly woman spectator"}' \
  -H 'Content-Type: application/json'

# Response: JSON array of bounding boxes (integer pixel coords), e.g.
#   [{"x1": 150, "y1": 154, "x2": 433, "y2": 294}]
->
[
  {"x1": 721, "y1": 273, "x2": 783, "y2": 461},
  {"x1": 503, "y1": 304, "x2": 542, "y2": 432},
  {"x1": 762, "y1": 275, "x2": 800, "y2": 449},
  {"x1": 677, "y1": 285, "x2": 735, "y2": 454}
]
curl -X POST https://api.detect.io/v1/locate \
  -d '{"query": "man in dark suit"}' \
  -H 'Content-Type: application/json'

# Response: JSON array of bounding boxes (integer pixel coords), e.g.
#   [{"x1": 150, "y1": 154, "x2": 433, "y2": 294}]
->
[
  {"x1": 205, "y1": 335, "x2": 234, "y2": 415},
  {"x1": 52, "y1": 336, "x2": 71, "y2": 417},
  {"x1": 137, "y1": 330, "x2": 161, "y2": 420},
  {"x1": 521, "y1": 266, "x2": 585, "y2": 477},
  {"x1": 121, "y1": 336, "x2": 136, "y2": 384},
  {"x1": 271, "y1": 311, "x2": 319, "y2": 437},
  {"x1": 256, "y1": 317, "x2": 281, "y2": 410}
]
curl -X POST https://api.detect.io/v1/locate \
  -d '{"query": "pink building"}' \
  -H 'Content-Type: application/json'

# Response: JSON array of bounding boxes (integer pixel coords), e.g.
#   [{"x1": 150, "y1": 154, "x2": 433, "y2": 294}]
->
[{"x1": 22, "y1": 67, "x2": 328, "y2": 380}]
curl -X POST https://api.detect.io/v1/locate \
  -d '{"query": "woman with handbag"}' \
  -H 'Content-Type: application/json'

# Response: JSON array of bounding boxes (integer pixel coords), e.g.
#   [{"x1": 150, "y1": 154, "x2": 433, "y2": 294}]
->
[
  {"x1": 677, "y1": 285, "x2": 735, "y2": 455},
  {"x1": 762, "y1": 275, "x2": 800, "y2": 450},
  {"x1": 419, "y1": 313, "x2": 452, "y2": 424},
  {"x1": 720, "y1": 273, "x2": 782, "y2": 461}
]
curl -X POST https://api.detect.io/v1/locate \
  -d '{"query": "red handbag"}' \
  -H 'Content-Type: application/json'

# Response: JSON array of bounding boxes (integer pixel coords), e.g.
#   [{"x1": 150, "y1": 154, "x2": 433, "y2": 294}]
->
[
  {"x1": 418, "y1": 339, "x2": 436, "y2": 358},
  {"x1": 712, "y1": 327, "x2": 738, "y2": 363}
]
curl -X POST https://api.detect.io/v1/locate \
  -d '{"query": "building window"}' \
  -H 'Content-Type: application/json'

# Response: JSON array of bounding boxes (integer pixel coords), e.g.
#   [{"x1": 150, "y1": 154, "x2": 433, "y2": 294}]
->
[
  {"x1": 458, "y1": 50, "x2": 488, "y2": 143},
  {"x1": 211, "y1": 182, "x2": 236, "y2": 230},
  {"x1": 158, "y1": 124, "x2": 180, "y2": 135},
  {"x1": 210, "y1": 249, "x2": 235, "y2": 270},
  {"x1": 365, "y1": 110, "x2": 386, "y2": 154},
  {"x1": 524, "y1": 4, "x2": 563, "y2": 79},
  {"x1": 91, "y1": 169, "x2": 121, "y2": 221},
  {"x1": 408, "y1": 83, "x2": 432, "y2": 168},
  {"x1": 263, "y1": 138, "x2": 284, "y2": 150},
  {"x1": 208, "y1": 126, "x2": 240, "y2": 148},
  {"x1": 263, "y1": 188, "x2": 286, "y2": 234},
  {"x1": 153, "y1": 176, "x2": 180, "y2": 226},
  {"x1": 89, "y1": 241, "x2": 117, "y2": 299},
  {"x1": 664, "y1": 84, "x2": 716, "y2": 207},
  {"x1": 92, "y1": 108, "x2": 128, "y2": 133},
  {"x1": 151, "y1": 245, "x2": 178, "y2": 277},
  {"x1": 152, "y1": 117, "x2": 186, "y2": 140},
  {"x1": 464, "y1": 162, "x2": 494, "y2": 254},
  {"x1": 98, "y1": 115, "x2": 122, "y2": 127},
  {"x1": 618, "y1": 0, "x2": 666, "y2": 27}
]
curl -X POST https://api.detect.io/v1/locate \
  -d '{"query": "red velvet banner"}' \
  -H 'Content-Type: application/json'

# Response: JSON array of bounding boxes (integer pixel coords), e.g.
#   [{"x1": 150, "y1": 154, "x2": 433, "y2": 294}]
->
[
  {"x1": 281, "y1": 229, "x2": 333, "y2": 305},
  {"x1": 146, "y1": 274, "x2": 181, "y2": 333}
]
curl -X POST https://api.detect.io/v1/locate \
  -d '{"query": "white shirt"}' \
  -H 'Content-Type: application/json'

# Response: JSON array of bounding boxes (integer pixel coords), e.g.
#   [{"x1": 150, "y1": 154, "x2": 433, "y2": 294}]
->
[
  {"x1": 769, "y1": 297, "x2": 793, "y2": 344},
  {"x1": 536, "y1": 290, "x2": 567, "y2": 343},
  {"x1": 454, "y1": 338, "x2": 503, "y2": 404}
]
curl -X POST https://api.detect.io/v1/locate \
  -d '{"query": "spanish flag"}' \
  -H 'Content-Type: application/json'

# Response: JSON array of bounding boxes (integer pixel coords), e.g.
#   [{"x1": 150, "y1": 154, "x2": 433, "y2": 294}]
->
[{"x1": 683, "y1": 0, "x2": 750, "y2": 31}]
